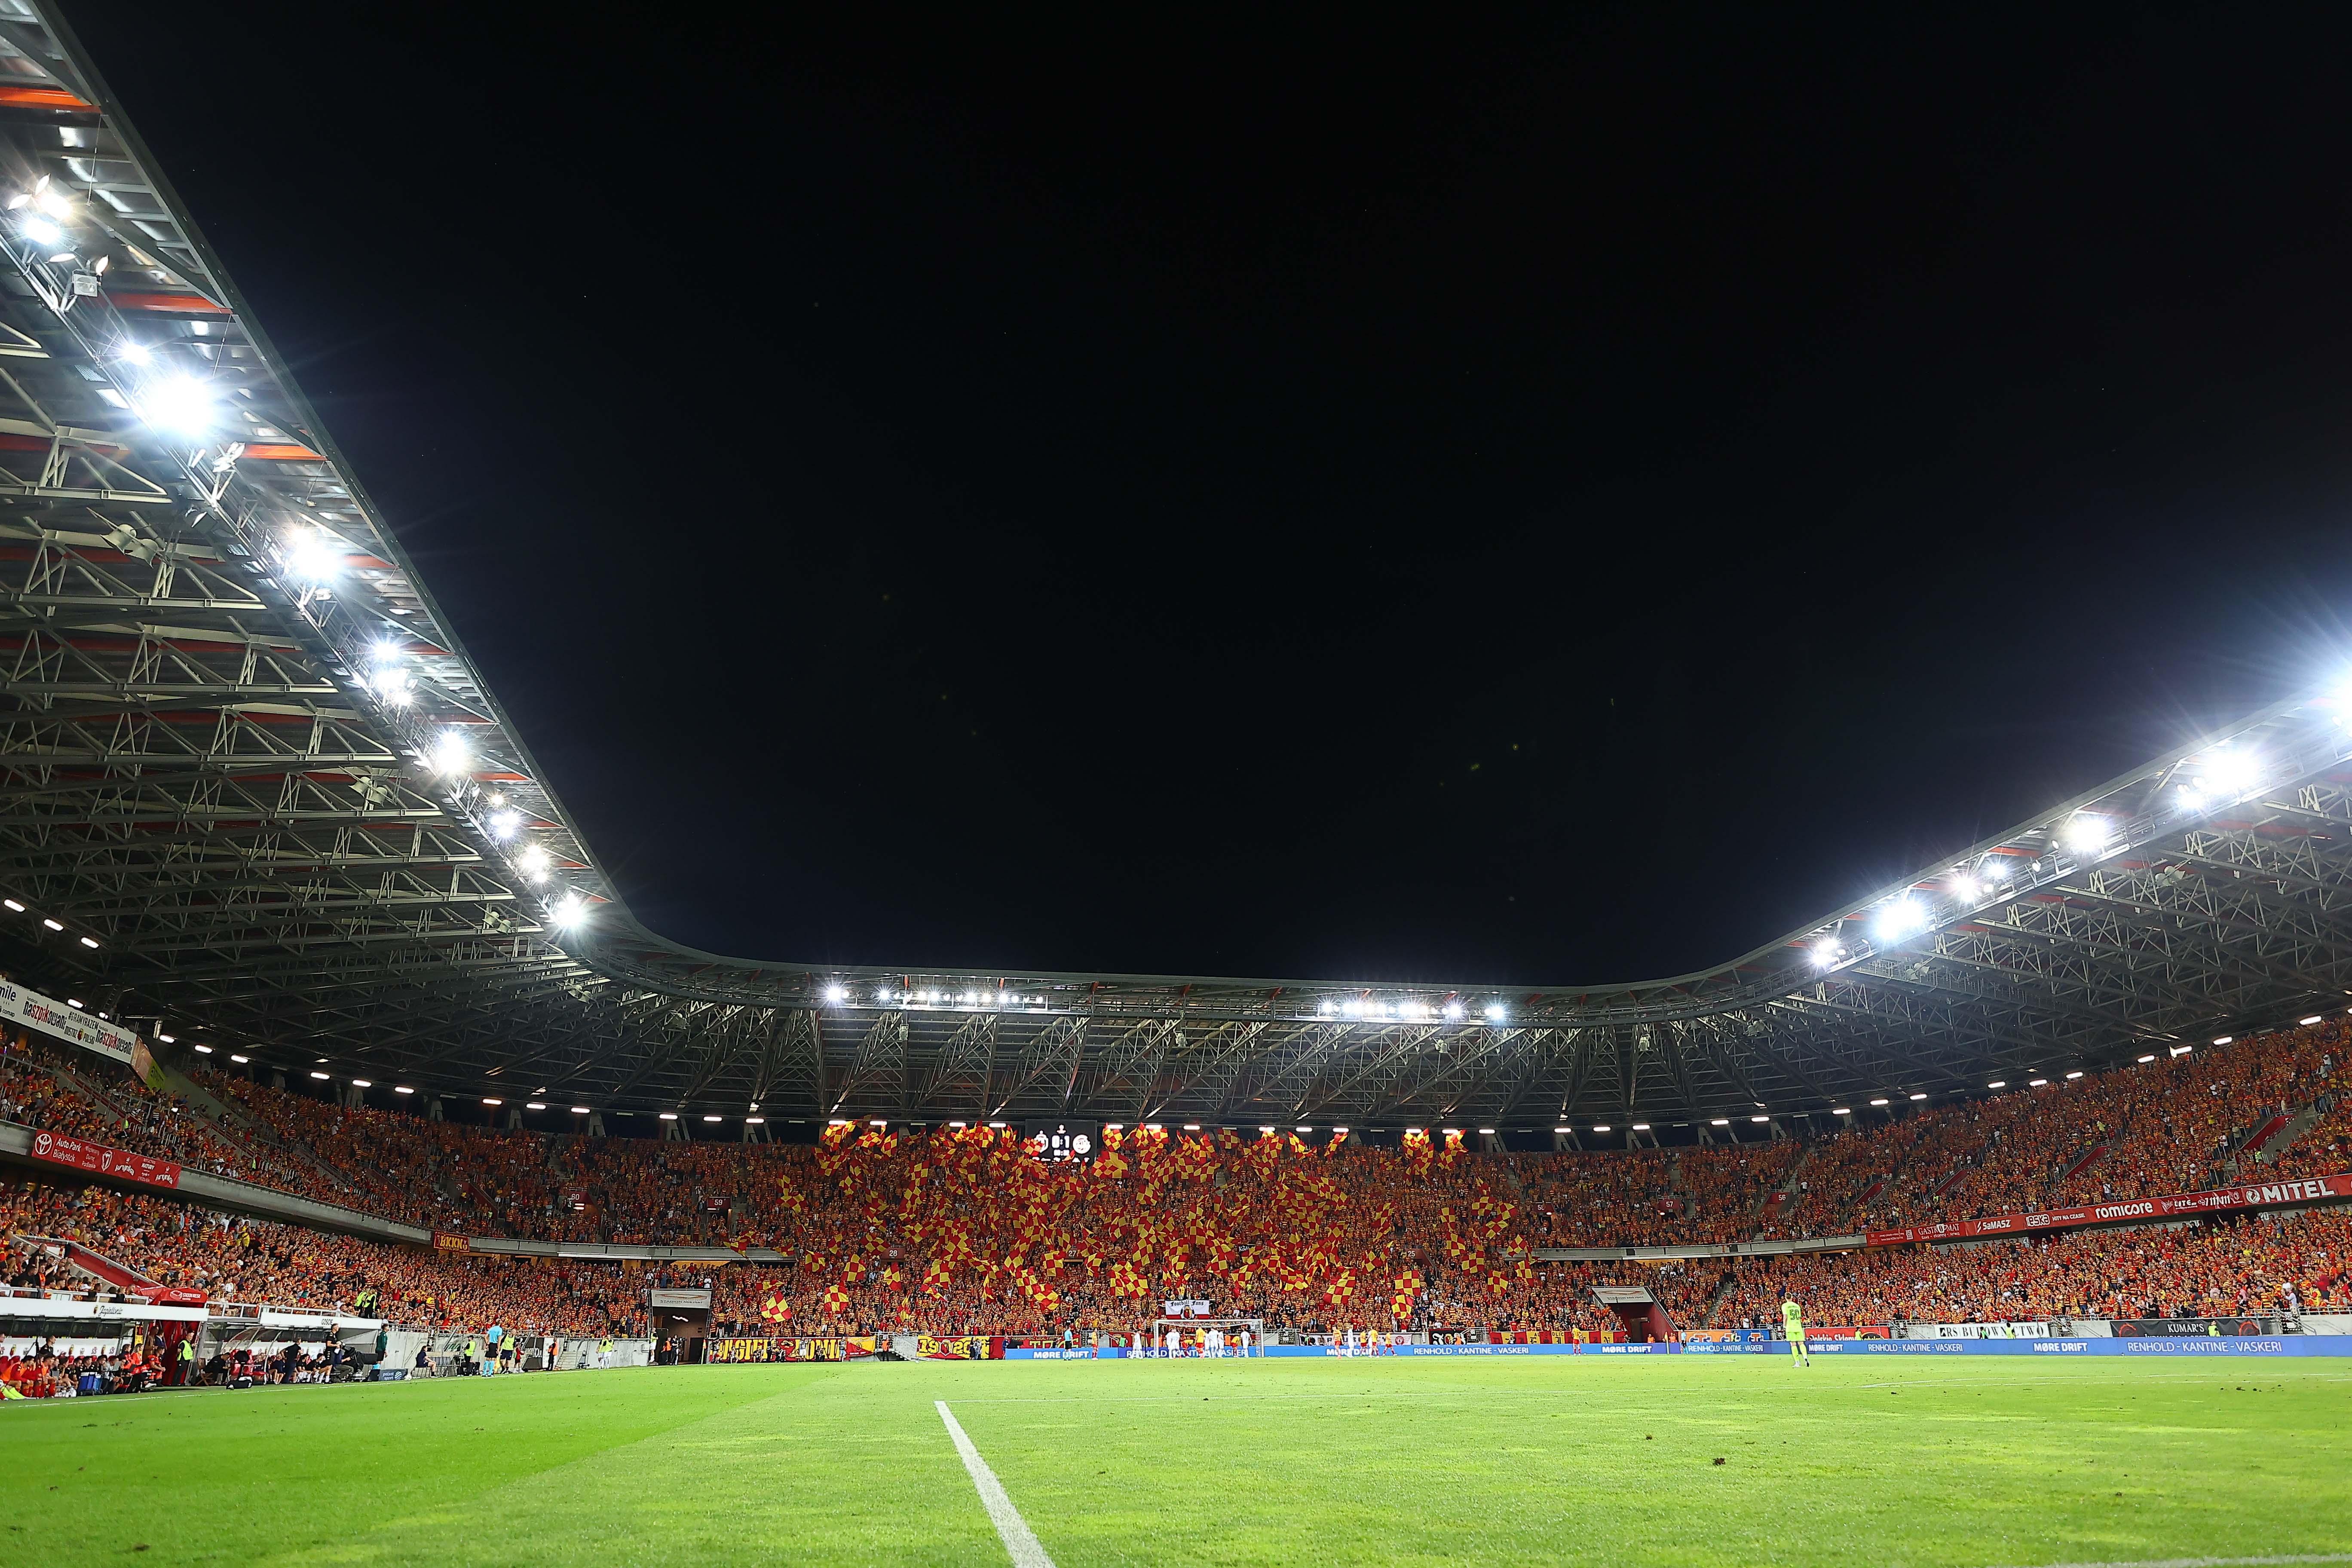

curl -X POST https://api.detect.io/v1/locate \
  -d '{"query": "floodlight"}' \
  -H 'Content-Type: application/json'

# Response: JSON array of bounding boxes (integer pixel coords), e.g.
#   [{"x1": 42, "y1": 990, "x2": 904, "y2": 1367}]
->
[
  {"x1": 1259, "y1": 1124, "x2": 1276, "y2": 1133},
  {"x1": 78, "y1": 936, "x2": 97, "y2": 949},
  {"x1": 2, "y1": 899, "x2": 19, "y2": 910},
  {"x1": 2171, "y1": 1045, "x2": 2193, "y2": 1057},
  {"x1": 1869, "y1": 1098, "x2": 1889, "y2": 1106},
  {"x1": 1332, "y1": 1126, "x2": 1349, "y2": 1134},
  {"x1": 876, "y1": 988, "x2": 895, "y2": 1004},
  {"x1": 2065, "y1": 1071, "x2": 2083, "y2": 1079},
  {"x1": 517, "y1": 844, "x2": 551, "y2": 881},
  {"x1": 1183, "y1": 1123, "x2": 1202, "y2": 1131},
  {"x1": 487, "y1": 809, "x2": 521, "y2": 839},
  {"x1": 704, "y1": 1115, "x2": 721, "y2": 1123},
  {"x1": 2177, "y1": 784, "x2": 2206, "y2": 810},
  {"x1": 1295, "y1": 1126, "x2": 1310, "y2": 1133},
  {"x1": 1442, "y1": 1000, "x2": 1465, "y2": 1020},
  {"x1": 117, "y1": 340, "x2": 151, "y2": 366},
  {"x1": 551, "y1": 893, "x2": 590, "y2": 928},
  {"x1": 34, "y1": 187, "x2": 71, "y2": 220},
  {"x1": 18, "y1": 217, "x2": 59, "y2": 246},
  {"x1": 2203, "y1": 746, "x2": 2261, "y2": 795},
  {"x1": 1341, "y1": 998, "x2": 1366, "y2": 1018},
  {"x1": 434, "y1": 728, "x2": 472, "y2": 775},
  {"x1": 1871, "y1": 897, "x2": 1926, "y2": 944},
  {"x1": 482, "y1": 1097, "x2": 501, "y2": 1106},
  {"x1": 1631, "y1": 1123, "x2": 1650, "y2": 1131},
  {"x1": 1710, "y1": 1118, "x2": 1729, "y2": 1126},
  {"x1": 527, "y1": 1102, "x2": 546, "y2": 1110},
  {"x1": 2211, "y1": 1035, "x2": 2233, "y2": 1046},
  {"x1": 1483, "y1": 1002, "x2": 1508, "y2": 1023},
  {"x1": 2302, "y1": 1015, "x2": 2324, "y2": 1026},
  {"x1": 1988, "y1": 1080, "x2": 2005, "y2": 1089},
  {"x1": 2028, "y1": 1078, "x2": 2047, "y2": 1087},
  {"x1": 1751, "y1": 1115, "x2": 1769, "y2": 1123},
  {"x1": 572, "y1": 1106, "x2": 590, "y2": 1114},
  {"x1": 1809, "y1": 938, "x2": 1844, "y2": 970},
  {"x1": 745, "y1": 1116, "x2": 764, "y2": 1125},
  {"x1": 135, "y1": 375, "x2": 217, "y2": 438},
  {"x1": 824, "y1": 983, "x2": 847, "y2": 1003},
  {"x1": 1592, "y1": 1124, "x2": 1611, "y2": 1133},
  {"x1": 1908, "y1": 1092, "x2": 1926, "y2": 1101},
  {"x1": 1554, "y1": 1126, "x2": 1571, "y2": 1133},
  {"x1": 370, "y1": 665, "x2": 414, "y2": 704},
  {"x1": 1948, "y1": 874, "x2": 1982, "y2": 902},
  {"x1": 1832, "y1": 1107, "x2": 1850, "y2": 1115},
  {"x1": 230, "y1": 1055, "x2": 249, "y2": 1064},
  {"x1": 661, "y1": 1113, "x2": 680, "y2": 1121},
  {"x1": 43, "y1": 918, "x2": 63, "y2": 931},
  {"x1": 2058, "y1": 813, "x2": 2110, "y2": 856},
  {"x1": 1476, "y1": 1127, "x2": 1495, "y2": 1135},
  {"x1": 309, "y1": 1071, "x2": 329, "y2": 1080},
  {"x1": 282, "y1": 530, "x2": 343, "y2": 582},
  {"x1": 2137, "y1": 1054, "x2": 2156, "y2": 1063}
]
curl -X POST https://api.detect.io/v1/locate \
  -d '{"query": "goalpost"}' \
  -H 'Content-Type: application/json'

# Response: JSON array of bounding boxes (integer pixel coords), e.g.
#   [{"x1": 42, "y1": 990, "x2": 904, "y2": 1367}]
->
[{"x1": 1145, "y1": 1317, "x2": 1265, "y2": 1357}]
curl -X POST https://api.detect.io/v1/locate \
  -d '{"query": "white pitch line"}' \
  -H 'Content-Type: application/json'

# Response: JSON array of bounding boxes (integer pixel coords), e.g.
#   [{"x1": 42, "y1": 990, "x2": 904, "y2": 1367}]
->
[
  {"x1": 936, "y1": 1400, "x2": 1055, "y2": 1568},
  {"x1": 1989, "y1": 1556, "x2": 2352, "y2": 1568}
]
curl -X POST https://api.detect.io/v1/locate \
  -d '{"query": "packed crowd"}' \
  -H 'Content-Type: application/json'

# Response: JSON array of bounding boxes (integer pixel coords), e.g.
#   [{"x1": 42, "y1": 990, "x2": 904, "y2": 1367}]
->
[{"x1": 1, "y1": 1013, "x2": 2348, "y2": 1346}]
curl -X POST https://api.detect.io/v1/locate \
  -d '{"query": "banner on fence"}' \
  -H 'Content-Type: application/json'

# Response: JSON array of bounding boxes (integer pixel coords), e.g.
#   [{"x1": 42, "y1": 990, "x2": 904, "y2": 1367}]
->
[
  {"x1": 0, "y1": 980, "x2": 144, "y2": 1068},
  {"x1": 918, "y1": 1335, "x2": 987, "y2": 1360},
  {"x1": 432, "y1": 1232, "x2": 470, "y2": 1254},
  {"x1": 2110, "y1": 1317, "x2": 2282, "y2": 1337},
  {"x1": 1915, "y1": 1322, "x2": 2052, "y2": 1339},
  {"x1": 27, "y1": 1130, "x2": 180, "y2": 1188},
  {"x1": 1867, "y1": 1172, "x2": 2352, "y2": 1248}
]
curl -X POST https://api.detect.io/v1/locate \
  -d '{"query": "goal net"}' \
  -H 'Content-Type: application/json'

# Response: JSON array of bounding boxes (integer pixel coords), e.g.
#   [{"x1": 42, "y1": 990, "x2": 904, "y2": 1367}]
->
[{"x1": 1139, "y1": 1317, "x2": 1265, "y2": 1357}]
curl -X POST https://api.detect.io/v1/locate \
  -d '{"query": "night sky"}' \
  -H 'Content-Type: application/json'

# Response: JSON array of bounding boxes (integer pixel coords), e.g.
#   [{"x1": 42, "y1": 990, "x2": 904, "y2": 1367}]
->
[{"x1": 62, "y1": 5, "x2": 2352, "y2": 983}]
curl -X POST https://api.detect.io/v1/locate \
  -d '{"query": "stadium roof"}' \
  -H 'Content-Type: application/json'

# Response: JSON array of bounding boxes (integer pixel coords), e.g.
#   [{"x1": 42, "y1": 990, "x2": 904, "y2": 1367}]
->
[{"x1": 4, "y1": 3, "x2": 2352, "y2": 1131}]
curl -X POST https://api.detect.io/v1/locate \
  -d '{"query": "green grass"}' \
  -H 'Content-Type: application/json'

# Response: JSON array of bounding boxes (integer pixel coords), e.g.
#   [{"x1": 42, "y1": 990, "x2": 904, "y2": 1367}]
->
[{"x1": 3, "y1": 1357, "x2": 2349, "y2": 1565}]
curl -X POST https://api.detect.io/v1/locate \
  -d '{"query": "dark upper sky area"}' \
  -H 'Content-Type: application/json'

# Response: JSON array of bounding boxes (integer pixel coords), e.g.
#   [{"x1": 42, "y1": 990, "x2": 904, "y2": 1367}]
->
[{"x1": 60, "y1": 4, "x2": 2352, "y2": 983}]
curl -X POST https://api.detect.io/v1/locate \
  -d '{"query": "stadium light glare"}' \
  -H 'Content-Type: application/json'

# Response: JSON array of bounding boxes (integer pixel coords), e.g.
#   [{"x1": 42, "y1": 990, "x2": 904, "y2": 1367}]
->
[
  {"x1": 78, "y1": 935, "x2": 97, "y2": 948},
  {"x1": 433, "y1": 728, "x2": 471, "y2": 775},
  {"x1": 1404, "y1": 1127, "x2": 1423, "y2": 1134},
  {"x1": 1988, "y1": 1080, "x2": 2006, "y2": 1088},
  {"x1": 1832, "y1": 1107, "x2": 1851, "y2": 1115},
  {"x1": 949, "y1": 1121, "x2": 968, "y2": 1129},
  {"x1": 1332, "y1": 1126, "x2": 1349, "y2": 1134},
  {"x1": 42, "y1": 918, "x2": 62, "y2": 931},
  {"x1": 2302, "y1": 1015, "x2": 2324, "y2": 1026},
  {"x1": 1982, "y1": 856, "x2": 2014, "y2": 883},
  {"x1": 487, "y1": 809, "x2": 521, "y2": 839},
  {"x1": 704, "y1": 1115, "x2": 721, "y2": 1123},
  {"x1": 1483, "y1": 1003, "x2": 1508, "y2": 1022},
  {"x1": 18, "y1": 217, "x2": 59, "y2": 246},
  {"x1": 1105, "y1": 1123, "x2": 1123, "y2": 1131},
  {"x1": 870, "y1": 1118, "x2": 887, "y2": 1127},
  {"x1": 2059, "y1": 813, "x2": 2110, "y2": 856},
  {"x1": 1592, "y1": 1124, "x2": 1611, "y2": 1133},
  {"x1": 2203, "y1": 745, "x2": 2261, "y2": 795},
  {"x1": 1553, "y1": 1126, "x2": 1571, "y2": 1133},
  {"x1": 308, "y1": 1071, "x2": 329, "y2": 1080},
  {"x1": 551, "y1": 893, "x2": 590, "y2": 929},
  {"x1": 2137, "y1": 1054, "x2": 2157, "y2": 1063},
  {"x1": 2177, "y1": 783, "x2": 2206, "y2": 810},
  {"x1": 1141, "y1": 1123, "x2": 1160, "y2": 1132},
  {"x1": 876, "y1": 988, "x2": 894, "y2": 1004},
  {"x1": 1751, "y1": 1115, "x2": 1769, "y2": 1122},
  {"x1": 351, "y1": 1079, "x2": 373, "y2": 1088},
  {"x1": 1259, "y1": 1125, "x2": 1276, "y2": 1133},
  {"x1": 1869, "y1": 1098, "x2": 1889, "y2": 1106},
  {"x1": 745, "y1": 1117, "x2": 764, "y2": 1124},
  {"x1": 1948, "y1": 873, "x2": 1982, "y2": 902},
  {"x1": 1442, "y1": 1000, "x2": 1465, "y2": 1020},
  {"x1": 1631, "y1": 1122, "x2": 1650, "y2": 1131},
  {"x1": 1296, "y1": 1126, "x2": 1311, "y2": 1133},
  {"x1": 1183, "y1": 1123, "x2": 1202, "y2": 1131},
  {"x1": 189, "y1": 1043, "x2": 207, "y2": 1053},
  {"x1": 393, "y1": 1084, "x2": 412, "y2": 1093},
  {"x1": 1, "y1": 899, "x2": 18, "y2": 911},
  {"x1": 2211, "y1": 1035, "x2": 2233, "y2": 1045},
  {"x1": 2066, "y1": 1070, "x2": 2084, "y2": 1079},
  {"x1": 134, "y1": 374, "x2": 218, "y2": 439},
  {"x1": 117, "y1": 338, "x2": 151, "y2": 366},
  {"x1": 1908, "y1": 1092, "x2": 1926, "y2": 1101},
  {"x1": 282, "y1": 530, "x2": 343, "y2": 583},
  {"x1": 2171, "y1": 1045, "x2": 2194, "y2": 1057},
  {"x1": 824, "y1": 984, "x2": 846, "y2": 1003},
  {"x1": 1809, "y1": 937, "x2": 1845, "y2": 970},
  {"x1": 662, "y1": 1113, "x2": 680, "y2": 1121},
  {"x1": 1710, "y1": 1118, "x2": 1730, "y2": 1126},
  {"x1": 516, "y1": 844, "x2": 551, "y2": 881},
  {"x1": 572, "y1": 1106, "x2": 589, "y2": 1114},
  {"x1": 482, "y1": 1097, "x2": 501, "y2": 1106},
  {"x1": 1871, "y1": 897, "x2": 1927, "y2": 944},
  {"x1": 230, "y1": 1054, "x2": 249, "y2": 1063},
  {"x1": 527, "y1": 1102, "x2": 545, "y2": 1110},
  {"x1": 2028, "y1": 1078, "x2": 2048, "y2": 1087}
]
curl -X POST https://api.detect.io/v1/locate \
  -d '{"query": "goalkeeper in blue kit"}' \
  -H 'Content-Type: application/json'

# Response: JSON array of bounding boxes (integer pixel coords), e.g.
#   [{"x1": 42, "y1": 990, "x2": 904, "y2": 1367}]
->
[{"x1": 1782, "y1": 1298, "x2": 1810, "y2": 1366}]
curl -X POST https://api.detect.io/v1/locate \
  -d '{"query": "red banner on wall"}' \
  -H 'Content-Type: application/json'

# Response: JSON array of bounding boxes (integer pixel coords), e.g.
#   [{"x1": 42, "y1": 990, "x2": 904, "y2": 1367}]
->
[
  {"x1": 28, "y1": 1129, "x2": 181, "y2": 1188},
  {"x1": 432, "y1": 1231, "x2": 471, "y2": 1253},
  {"x1": 1866, "y1": 1171, "x2": 2352, "y2": 1248}
]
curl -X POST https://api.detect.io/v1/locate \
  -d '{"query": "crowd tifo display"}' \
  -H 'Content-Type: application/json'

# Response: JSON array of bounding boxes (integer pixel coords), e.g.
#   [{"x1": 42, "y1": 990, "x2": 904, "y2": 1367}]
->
[{"x1": 2, "y1": 1014, "x2": 2349, "y2": 1351}]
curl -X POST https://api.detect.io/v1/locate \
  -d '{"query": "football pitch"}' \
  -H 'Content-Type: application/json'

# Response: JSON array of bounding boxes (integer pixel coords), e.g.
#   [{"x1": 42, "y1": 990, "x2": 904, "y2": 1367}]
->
[{"x1": 4, "y1": 1357, "x2": 2349, "y2": 1566}]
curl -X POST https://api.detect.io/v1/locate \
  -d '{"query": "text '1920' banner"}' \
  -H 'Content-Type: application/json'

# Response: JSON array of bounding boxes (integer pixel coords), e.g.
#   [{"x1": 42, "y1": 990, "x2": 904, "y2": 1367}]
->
[
  {"x1": 1866, "y1": 1171, "x2": 2352, "y2": 1248},
  {"x1": 28, "y1": 1129, "x2": 180, "y2": 1188}
]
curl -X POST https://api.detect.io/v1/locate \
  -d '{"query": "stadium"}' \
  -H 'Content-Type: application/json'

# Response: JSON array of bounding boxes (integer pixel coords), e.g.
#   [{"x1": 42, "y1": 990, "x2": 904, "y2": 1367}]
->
[{"x1": 0, "y1": 6, "x2": 2349, "y2": 1566}]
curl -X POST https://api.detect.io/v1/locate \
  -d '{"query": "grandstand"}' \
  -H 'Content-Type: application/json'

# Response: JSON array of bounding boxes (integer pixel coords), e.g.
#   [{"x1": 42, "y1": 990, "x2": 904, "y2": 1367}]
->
[{"x1": 0, "y1": 5, "x2": 2345, "y2": 1564}]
